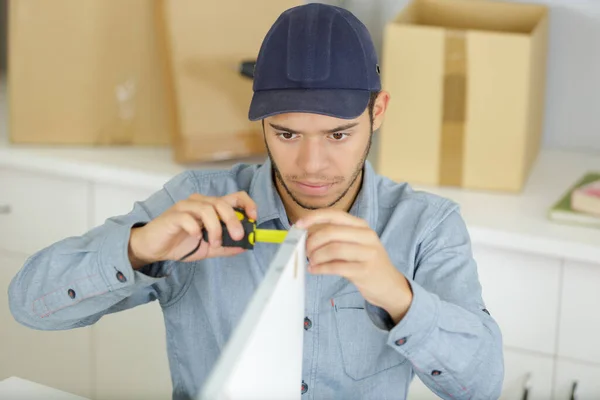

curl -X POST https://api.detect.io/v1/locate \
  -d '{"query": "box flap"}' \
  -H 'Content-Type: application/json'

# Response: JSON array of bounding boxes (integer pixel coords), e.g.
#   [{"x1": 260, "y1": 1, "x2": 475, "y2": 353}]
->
[{"x1": 395, "y1": 0, "x2": 548, "y2": 35}]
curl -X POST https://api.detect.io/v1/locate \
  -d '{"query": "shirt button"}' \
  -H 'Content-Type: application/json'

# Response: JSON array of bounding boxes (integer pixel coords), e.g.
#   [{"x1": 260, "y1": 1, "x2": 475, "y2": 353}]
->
[
  {"x1": 431, "y1": 370, "x2": 442, "y2": 376},
  {"x1": 304, "y1": 317, "x2": 312, "y2": 331},
  {"x1": 67, "y1": 289, "x2": 76, "y2": 299},
  {"x1": 301, "y1": 380, "x2": 308, "y2": 394},
  {"x1": 395, "y1": 337, "x2": 407, "y2": 346},
  {"x1": 116, "y1": 271, "x2": 127, "y2": 283}
]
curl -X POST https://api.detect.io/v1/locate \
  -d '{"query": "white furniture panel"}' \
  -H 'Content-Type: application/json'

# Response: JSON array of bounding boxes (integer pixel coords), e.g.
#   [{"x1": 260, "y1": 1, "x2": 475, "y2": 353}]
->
[
  {"x1": 472, "y1": 244, "x2": 562, "y2": 355},
  {"x1": 92, "y1": 304, "x2": 171, "y2": 400},
  {"x1": 200, "y1": 227, "x2": 307, "y2": 400},
  {"x1": 0, "y1": 250, "x2": 93, "y2": 398},
  {"x1": 91, "y1": 182, "x2": 171, "y2": 400},
  {"x1": 0, "y1": 167, "x2": 89, "y2": 255},
  {"x1": 554, "y1": 359, "x2": 600, "y2": 400},
  {"x1": 500, "y1": 349, "x2": 554, "y2": 400},
  {"x1": 558, "y1": 260, "x2": 600, "y2": 364}
]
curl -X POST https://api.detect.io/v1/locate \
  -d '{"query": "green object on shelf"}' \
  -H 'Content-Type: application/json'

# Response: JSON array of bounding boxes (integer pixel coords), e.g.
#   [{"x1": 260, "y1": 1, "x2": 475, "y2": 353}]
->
[{"x1": 548, "y1": 171, "x2": 600, "y2": 228}]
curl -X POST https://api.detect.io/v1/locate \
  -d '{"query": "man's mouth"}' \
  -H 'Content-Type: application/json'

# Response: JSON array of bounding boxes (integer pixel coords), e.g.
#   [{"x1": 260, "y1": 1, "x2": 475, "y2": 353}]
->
[
  {"x1": 298, "y1": 182, "x2": 329, "y2": 187},
  {"x1": 293, "y1": 181, "x2": 334, "y2": 196}
]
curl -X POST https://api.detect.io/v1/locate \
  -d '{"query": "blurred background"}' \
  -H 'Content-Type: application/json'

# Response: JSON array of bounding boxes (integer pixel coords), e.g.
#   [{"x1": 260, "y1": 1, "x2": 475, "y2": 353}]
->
[
  {"x1": 0, "y1": 1, "x2": 5, "y2": 73},
  {"x1": 0, "y1": 1, "x2": 599, "y2": 399}
]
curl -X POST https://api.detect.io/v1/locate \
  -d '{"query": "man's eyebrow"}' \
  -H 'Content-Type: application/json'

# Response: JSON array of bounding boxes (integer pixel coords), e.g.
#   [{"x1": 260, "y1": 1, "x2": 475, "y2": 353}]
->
[
  {"x1": 269, "y1": 123, "x2": 300, "y2": 134},
  {"x1": 268, "y1": 122, "x2": 360, "y2": 134},
  {"x1": 323, "y1": 122, "x2": 360, "y2": 133}
]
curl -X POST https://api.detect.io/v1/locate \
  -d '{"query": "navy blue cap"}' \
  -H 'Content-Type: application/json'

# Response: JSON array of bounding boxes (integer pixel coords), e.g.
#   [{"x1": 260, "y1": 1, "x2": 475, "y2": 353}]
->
[{"x1": 248, "y1": 3, "x2": 381, "y2": 121}]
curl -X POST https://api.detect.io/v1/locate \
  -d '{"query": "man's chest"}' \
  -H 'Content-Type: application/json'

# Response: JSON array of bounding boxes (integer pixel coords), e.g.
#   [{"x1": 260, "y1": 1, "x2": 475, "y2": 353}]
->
[
  {"x1": 186, "y1": 229, "x2": 415, "y2": 336},
  {"x1": 163, "y1": 228, "x2": 418, "y2": 396},
  {"x1": 193, "y1": 244, "x2": 354, "y2": 319}
]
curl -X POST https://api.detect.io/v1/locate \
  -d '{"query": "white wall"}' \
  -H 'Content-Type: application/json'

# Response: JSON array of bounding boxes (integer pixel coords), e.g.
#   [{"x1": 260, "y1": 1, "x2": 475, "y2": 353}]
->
[
  {"x1": 314, "y1": 0, "x2": 600, "y2": 154},
  {"x1": 0, "y1": 0, "x2": 6, "y2": 72}
]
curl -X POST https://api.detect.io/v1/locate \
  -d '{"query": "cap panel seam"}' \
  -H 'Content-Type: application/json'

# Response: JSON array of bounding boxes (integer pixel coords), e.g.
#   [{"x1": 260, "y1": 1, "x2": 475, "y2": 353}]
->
[{"x1": 332, "y1": 8, "x2": 370, "y2": 87}]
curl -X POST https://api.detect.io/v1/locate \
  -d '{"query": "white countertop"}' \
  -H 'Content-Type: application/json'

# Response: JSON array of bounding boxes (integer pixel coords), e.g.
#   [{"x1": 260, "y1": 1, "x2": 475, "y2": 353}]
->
[
  {"x1": 414, "y1": 150, "x2": 600, "y2": 265},
  {"x1": 0, "y1": 377, "x2": 89, "y2": 400},
  {"x1": 1, "y1": 76, "x2": 599, "y2": 264}
]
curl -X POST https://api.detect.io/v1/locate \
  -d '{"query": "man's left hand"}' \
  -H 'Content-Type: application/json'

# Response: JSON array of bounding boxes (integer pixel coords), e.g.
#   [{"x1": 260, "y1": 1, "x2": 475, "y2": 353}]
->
[{"x1": 296, "y1": 209, "x2": 413, "y2": 325}]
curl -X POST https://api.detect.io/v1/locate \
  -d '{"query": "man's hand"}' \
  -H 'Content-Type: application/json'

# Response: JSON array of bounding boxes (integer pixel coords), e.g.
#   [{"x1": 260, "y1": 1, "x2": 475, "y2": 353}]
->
[
  {"x1": 296, "y1": 209, "x2": 413, "y2": 325},
  {"x1": 129, "y1": 191, "x2": 257, "y2": 268}
]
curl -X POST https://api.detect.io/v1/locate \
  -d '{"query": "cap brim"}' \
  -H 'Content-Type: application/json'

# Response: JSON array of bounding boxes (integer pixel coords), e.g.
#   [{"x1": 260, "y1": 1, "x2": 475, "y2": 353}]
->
[{"x1": 248, "y1": 89, "x2": 371, "y2": 121}]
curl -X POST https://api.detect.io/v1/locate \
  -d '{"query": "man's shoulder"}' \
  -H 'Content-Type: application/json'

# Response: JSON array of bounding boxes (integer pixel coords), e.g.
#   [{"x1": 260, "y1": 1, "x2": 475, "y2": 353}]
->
[
  {"x1": 189, "y1": 163, "x2": 261, "y2": 192},
  {"x1": 374, "y1": 174, "x2": 461, "y2": 233},
  {"x1": 163, "y1": 162, "x2": 262, "y2": 198},
  {"x1": 376, "y1": 174, "x2": 457, "y2": 212}
]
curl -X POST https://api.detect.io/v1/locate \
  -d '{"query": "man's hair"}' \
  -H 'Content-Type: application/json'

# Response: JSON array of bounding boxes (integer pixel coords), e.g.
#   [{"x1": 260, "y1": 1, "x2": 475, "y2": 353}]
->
[{"x1": 367, "y1": 91, "x2": 380, "y2": 127}]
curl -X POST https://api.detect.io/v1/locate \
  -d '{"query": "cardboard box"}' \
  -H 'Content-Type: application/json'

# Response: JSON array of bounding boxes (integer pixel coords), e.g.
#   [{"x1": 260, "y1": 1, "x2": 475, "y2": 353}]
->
[
  {"x1": 157, "y1": 0, "x2": 302, "y2": 164},
  {"x1": 378, "y1": 0, "x2": 549, "y2": 192},
  {"x1": 8, "y1": 0, "x2": 170, "y2": 145}
]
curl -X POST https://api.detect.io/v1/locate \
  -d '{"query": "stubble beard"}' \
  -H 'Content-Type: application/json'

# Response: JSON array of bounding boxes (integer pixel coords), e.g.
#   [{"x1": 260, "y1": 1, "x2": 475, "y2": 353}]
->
[{"x1": 266, "y1": 131, "x2": 373, "y2": 211}]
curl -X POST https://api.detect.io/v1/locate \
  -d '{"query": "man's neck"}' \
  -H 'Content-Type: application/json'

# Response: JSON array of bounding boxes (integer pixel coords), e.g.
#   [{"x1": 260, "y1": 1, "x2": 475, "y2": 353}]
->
[{"x1": 276, "y1": 171, "x2": 364, "y2": 225}]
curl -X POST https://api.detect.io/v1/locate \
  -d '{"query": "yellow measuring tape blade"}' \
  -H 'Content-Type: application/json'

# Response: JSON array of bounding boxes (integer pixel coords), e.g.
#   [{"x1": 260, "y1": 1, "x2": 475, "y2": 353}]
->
[{"x1": 254, "y1": 229, "x2": 288, "y2": 244}]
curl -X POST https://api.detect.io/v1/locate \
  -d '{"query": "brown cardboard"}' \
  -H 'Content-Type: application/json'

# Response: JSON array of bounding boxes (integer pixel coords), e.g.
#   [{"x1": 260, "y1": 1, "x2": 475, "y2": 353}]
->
[
  {"x1": 157, "y1": 0, "x2": 302, "y2": 164},
  {"x1": 379, "y1": 0, "x2": 549, "y2": 192},
  {"x1": 8, "y1": 0, "x2": 171, "y2": 146},
  {"x1": 439, "y1": 30, "x2": 466, "y2": 186}
]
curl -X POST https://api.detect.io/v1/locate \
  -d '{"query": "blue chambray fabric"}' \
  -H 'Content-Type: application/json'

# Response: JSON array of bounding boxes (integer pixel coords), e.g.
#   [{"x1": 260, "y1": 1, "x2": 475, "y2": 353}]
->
[{"x1": 9, "y1": 158, "x2": 503, "y2": 400}]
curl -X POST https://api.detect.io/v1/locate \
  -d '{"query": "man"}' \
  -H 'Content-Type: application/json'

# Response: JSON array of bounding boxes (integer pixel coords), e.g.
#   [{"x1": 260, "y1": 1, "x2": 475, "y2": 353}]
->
[{"x1": 8, "y1": 3, "x2": 504, "y2": 400}]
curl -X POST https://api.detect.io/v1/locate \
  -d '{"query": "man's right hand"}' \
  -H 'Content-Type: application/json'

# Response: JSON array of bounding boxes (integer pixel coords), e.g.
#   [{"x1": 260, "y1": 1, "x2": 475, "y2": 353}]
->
[{"x1": 128, "y1": 191, "x2": 257, "y2": 269}]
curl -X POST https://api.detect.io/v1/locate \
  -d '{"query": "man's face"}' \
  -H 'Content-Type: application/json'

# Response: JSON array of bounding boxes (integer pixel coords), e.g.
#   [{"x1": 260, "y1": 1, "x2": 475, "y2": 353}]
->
[{"x1": 263, "y1": 108, "x2": 373, "y2": 210}]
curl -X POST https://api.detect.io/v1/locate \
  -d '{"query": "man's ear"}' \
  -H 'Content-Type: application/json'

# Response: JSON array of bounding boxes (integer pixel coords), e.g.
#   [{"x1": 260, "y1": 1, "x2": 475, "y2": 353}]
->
[{"x1": 372, "y1": 91, "x2": 390, "y2": 132}]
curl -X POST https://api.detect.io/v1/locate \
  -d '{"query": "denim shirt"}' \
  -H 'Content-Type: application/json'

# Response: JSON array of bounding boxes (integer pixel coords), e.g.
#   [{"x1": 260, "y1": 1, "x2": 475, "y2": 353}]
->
[{"x1": 8, "y1": 158, "x2": 504, "y2": 400}]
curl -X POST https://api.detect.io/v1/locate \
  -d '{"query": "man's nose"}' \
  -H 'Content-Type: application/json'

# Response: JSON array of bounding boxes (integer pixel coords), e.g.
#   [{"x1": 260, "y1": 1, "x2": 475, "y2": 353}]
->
[{"x1": 297, "y1": 137, "x2": 327, "y2": 174}]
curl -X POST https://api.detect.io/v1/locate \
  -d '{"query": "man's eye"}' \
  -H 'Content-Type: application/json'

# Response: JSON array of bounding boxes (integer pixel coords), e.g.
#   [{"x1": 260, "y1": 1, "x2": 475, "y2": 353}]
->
[
  {"x1": 277, "y1": 132, "x2": 296, "y2": 140},
  {"x1": 331, "y1": 132, "x2": 348, "y2": 140}
]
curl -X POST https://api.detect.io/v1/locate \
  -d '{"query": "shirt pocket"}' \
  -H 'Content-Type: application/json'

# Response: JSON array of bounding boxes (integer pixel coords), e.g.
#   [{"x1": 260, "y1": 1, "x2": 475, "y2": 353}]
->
[{"x1": 333, "y1": 291, "x2": 408, "y2": 381}]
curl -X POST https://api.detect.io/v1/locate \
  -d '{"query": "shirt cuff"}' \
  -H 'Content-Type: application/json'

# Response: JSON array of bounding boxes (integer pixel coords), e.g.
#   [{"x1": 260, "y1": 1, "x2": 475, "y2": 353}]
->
[
  {"x1": 386, "y1": 279, "x2": 440, "y2": 356},
  {"x1": 97, "y1": 221, "x2": 164, "y2": 291}
]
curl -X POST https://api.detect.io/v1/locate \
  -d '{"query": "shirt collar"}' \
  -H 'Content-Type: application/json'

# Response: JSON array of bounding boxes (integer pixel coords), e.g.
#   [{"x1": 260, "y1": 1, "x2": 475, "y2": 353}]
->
[
  {"x1": 249, "y1": 157, "x2": 378, "y2": 230},
  {"x1": 248, "y1": 157, "x2": 285, "y2": 227},
  {"x1": 349, "y1": 160, "x2": 378, "y2": 231}
]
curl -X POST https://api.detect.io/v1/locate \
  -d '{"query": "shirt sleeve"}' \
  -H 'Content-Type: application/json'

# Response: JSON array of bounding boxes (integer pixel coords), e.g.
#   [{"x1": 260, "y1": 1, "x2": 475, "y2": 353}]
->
[
  {"x1": 8, "y1": 171, "x2": 197, "y2": 331},
  {"x1": 367, "y1": 206, "x2": 504, "y2": 400}
]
